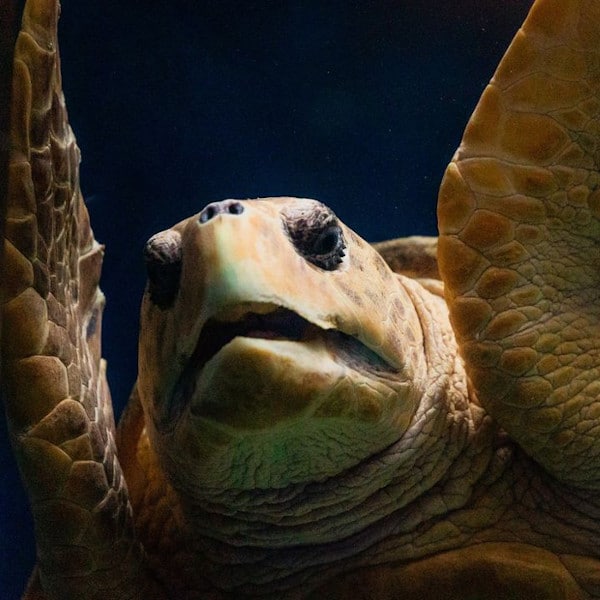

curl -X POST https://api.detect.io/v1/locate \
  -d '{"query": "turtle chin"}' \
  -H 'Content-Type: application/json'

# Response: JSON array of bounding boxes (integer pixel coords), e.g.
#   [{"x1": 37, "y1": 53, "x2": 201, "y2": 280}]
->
[
  {"x1": 190, "y1": 336, "x2": 341, "y2": 428},
  {"x1": 158, "y1": 331, "x2": 418, "y2": 492}
]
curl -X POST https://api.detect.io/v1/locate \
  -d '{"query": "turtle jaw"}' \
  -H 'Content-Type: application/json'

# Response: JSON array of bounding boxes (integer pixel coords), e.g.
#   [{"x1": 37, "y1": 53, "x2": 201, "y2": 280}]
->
[
  {"x1": 190, "y1": 304, "x2": 396, "y2": 378},
  {"x1": 169, "y1": 302, "x2": 399, "y2": 429},
  {"x1": 187, "y1": 306, "x2": 320, "y2": 374},
  {"x1": 159, "y1": 300, "x2": 416, "y2": 492}
]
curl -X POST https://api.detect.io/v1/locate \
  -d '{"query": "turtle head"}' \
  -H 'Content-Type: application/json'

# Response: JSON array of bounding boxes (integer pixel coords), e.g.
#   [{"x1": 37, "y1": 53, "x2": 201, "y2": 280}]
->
[{"x1": 137, "y1": 197, "x2": 428, "y2": 495}]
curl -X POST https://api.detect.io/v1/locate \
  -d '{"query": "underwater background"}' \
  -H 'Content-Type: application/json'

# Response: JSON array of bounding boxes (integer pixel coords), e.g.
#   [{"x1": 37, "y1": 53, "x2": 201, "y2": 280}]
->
[{"x1": 1, "y1": 1, "x2": 533, "y2": 596}]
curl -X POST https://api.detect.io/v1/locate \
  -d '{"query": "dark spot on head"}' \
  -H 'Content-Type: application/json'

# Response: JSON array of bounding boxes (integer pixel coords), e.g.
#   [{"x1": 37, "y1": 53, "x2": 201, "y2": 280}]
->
[
  {"x1": 365, "y1": 289, "x2": 380, "y2": 306},
  {"x1": 375, "y1": 256, "x2": 391, "y2": 279},
  {"x1": 393, "y1": 296, "x2": 406, "y2": 320},
  {"x1": 340, "y1": 282, "x2": 363, "y2": 306}
]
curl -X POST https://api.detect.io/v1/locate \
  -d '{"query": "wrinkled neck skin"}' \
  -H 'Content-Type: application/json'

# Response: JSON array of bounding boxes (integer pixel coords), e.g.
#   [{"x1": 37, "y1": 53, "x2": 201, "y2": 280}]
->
[{"x1": 130, "y1": 278, "x2": 600, "y2": 598}]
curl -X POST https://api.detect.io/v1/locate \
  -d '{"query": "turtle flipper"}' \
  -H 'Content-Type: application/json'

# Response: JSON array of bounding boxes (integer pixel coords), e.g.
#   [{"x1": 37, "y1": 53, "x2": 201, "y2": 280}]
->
[
  {"x1": 373, "y1": 236, "x2": 439, "y2": 280},
  {"x1": 1, "y1": 1, "x2": 163, "y2": 598},
  {"x1": 438, "y1": 0, "x2": 600, "y2": 489}
]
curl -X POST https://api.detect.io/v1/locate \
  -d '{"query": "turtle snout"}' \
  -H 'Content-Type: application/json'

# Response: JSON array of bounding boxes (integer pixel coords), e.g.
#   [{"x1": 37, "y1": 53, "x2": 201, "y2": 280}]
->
[{"x1": 199, "y1": 200, "x2": 245, "y2": 224}]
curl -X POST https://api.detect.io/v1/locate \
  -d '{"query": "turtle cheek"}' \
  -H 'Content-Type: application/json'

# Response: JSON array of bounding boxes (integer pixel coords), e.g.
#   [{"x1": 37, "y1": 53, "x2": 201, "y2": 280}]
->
[{"x1": 138, "y1": 294, "x2": 187, "y2": 431}]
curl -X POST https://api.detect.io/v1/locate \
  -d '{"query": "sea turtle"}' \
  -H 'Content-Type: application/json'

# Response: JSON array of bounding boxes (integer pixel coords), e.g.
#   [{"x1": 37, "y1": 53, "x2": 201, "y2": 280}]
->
[{"x1": 2, "y1": 0, "x2": 600, "y2": 598}]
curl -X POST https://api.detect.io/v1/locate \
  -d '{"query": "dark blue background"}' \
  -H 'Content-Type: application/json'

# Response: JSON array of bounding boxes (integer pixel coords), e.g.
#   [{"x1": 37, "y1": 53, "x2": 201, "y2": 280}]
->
[{"x1": 1, "y1": 1, "x2": 533, "y2": 596}]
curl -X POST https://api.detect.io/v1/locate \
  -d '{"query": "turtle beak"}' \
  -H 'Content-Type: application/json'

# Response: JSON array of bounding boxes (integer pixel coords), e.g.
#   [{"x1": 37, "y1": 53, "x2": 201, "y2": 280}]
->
[{"x1": 186, "y1": 306, "x2": 316, "y2": 373}]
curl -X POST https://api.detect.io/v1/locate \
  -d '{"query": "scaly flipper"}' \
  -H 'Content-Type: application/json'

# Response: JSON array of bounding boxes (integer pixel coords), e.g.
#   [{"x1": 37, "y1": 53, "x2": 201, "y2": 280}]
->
[
  {"x1": 0, "y1": 1, "x2": 163, "y2": 597},
  {"x1": 438, "y1": 0, "x2": 600, "y2": 489},
  {"x1": 373, "y1": 236, "x2": 439, "y2": 280}
]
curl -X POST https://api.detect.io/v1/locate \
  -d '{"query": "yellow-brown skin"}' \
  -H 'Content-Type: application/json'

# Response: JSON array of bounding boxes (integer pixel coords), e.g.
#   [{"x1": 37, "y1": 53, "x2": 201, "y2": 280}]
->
[{"x1": 2, "y1": 0, "x2": 600, "y2": 599}]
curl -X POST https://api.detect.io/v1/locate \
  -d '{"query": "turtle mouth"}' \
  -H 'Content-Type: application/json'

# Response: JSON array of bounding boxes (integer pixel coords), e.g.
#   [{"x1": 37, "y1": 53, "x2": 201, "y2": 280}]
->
[
  {"x1": 166, "y1": 305, "x2": 397, "y2": 426},
  {"x1": 193, "y1": 306, "x2": 396, "y2": 374},
  {"x1": 192, "y1": 307, "x2": 316, "y2": 370}
]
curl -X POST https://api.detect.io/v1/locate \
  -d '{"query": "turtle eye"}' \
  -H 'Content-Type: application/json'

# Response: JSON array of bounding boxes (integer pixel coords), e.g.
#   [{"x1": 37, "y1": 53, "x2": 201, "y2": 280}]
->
[
  {"x1": 306, "y1": 223, "x2": 346, "y2": 269},
  {"x1": 283, "y1": 202, "x2": 346, "y2": 270},
  {"x1": 313, "y1": 225, "x2": 343, "y2": 255},
  {"x1": 144, "y1": 230, "x2": 182, "y2": 309}
]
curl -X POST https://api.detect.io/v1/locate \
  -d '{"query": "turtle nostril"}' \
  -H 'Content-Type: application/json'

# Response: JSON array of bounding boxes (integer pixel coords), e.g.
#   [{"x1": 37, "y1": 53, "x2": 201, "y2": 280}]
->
[
  {"x1": 199, "y1": 204, "x2": 217, "y2": 224},
  {"x1": 199, "y1": 200, "x2": 245, "y2": 224},
  {"x1": 228, "y1": 202, "x2": 244, "y2": 215}
]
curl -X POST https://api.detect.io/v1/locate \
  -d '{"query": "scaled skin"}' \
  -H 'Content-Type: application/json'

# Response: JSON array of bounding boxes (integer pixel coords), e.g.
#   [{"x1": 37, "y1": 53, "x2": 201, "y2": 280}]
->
[
  {"x1": 439, "y1": 0, "x2": 600, "y2": 491},
  {"x1": 1, "y1": 1, "x2": 600, "y2": 600},
  {"x1": 124, "y1": 198, "x2": 600, "y2": 599}
]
